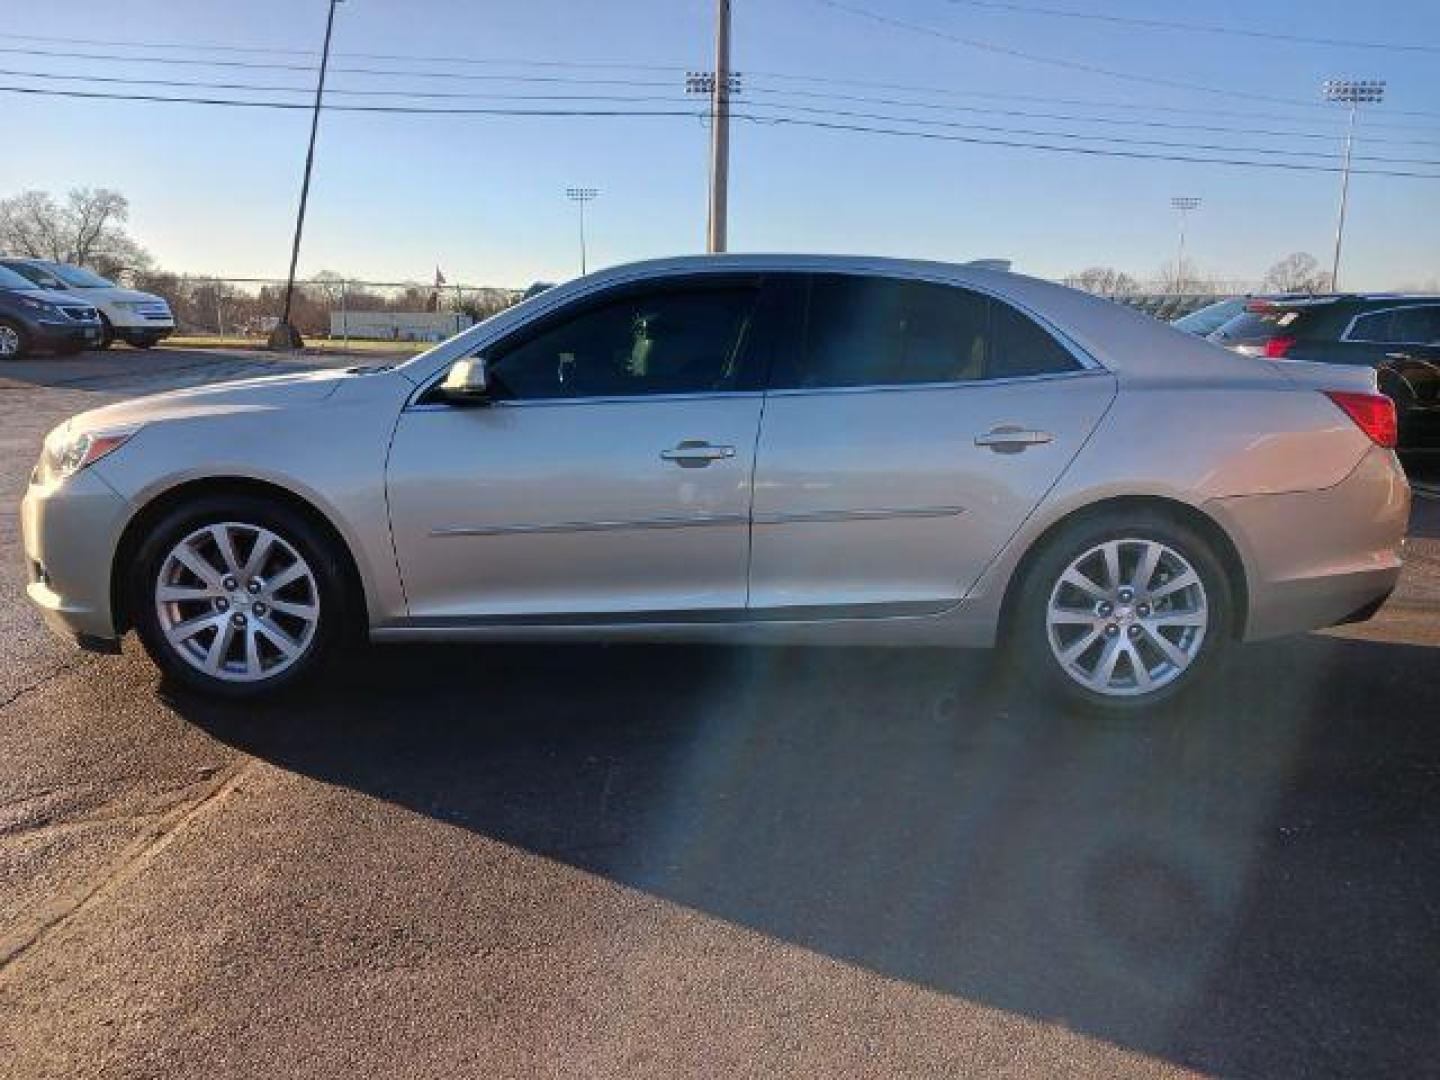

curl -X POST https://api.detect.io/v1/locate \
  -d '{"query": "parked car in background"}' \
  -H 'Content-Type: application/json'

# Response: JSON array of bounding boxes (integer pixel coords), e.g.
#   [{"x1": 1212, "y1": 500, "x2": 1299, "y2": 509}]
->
[
  {"x1": 1209, "y1": 295, "x2": 1440, "y2": 453},
  {"x1": 22, "y1": 256, "x2": 1408, "y2": 711},
  {"x1": 0, "y1": 263, "x2": 103, "y2": 360},
  {"x1": 1171, "y1": 296, "x2": 1250, "y2": 336},
  {"x1": 0, "y1": 258, "x2": 174, "y2": 349}
]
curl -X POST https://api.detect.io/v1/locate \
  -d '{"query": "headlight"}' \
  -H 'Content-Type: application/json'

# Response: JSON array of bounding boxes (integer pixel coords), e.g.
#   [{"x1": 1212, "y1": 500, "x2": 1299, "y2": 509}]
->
[
  {"x1": 36, "y1": 425, "x2": 140, "y2": 485},
  {"x1": 113, "y1": 300, "x2": 145, "y2": 311},
  {"x1": 18, "y1": 296, "x2": 63, "y2": 317}
]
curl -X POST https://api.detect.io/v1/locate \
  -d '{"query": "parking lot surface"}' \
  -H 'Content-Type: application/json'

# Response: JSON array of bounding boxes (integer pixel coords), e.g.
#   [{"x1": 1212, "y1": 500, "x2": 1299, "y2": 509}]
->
[{"x1": 2, "y1": 348, "x2": 1438, "y2": 1078}]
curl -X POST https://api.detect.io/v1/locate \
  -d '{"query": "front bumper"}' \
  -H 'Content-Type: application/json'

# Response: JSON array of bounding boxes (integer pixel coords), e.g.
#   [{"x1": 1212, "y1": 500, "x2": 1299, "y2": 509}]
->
[
  {"x1": 30, "y1": 318, "x2": 104, "y2": 350},
  {"x1": 1206, "y1": 445, "x2": 1410, "y2": 641},
  {"x1": 21, "y1": 467, "x2": 131, "y2": 646},
  {"x1": 114, "y1": 324, "x2": 174, "y2": 344}
]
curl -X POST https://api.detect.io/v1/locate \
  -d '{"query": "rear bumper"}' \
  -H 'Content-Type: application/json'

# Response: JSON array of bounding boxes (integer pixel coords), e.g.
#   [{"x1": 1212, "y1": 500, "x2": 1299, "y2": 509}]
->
[{"x1": 1206, "y1": 445, "x2": 1410, "y2": 641}]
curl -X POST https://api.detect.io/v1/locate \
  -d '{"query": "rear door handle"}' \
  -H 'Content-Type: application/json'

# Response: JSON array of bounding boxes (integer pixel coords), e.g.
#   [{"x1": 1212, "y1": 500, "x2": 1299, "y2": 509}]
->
[
  {"x1": 974, "y1": 426, "x2": 1054, "y2": 453},
  {"x1": 660, "y1": 440, "x2": 736, "y2": 467}
]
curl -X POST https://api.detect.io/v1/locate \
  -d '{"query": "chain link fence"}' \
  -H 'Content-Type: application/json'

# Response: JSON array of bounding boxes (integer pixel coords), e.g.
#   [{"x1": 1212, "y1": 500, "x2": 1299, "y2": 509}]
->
[{"x1": 116, "y1": 273, "x2": 524, "y2": 344}]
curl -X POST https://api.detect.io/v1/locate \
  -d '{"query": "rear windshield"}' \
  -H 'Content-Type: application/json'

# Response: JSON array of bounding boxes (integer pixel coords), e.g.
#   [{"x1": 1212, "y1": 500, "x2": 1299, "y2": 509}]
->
[{"x1": 1212, "y1": 308, "x2": 1304, "y2": 339}]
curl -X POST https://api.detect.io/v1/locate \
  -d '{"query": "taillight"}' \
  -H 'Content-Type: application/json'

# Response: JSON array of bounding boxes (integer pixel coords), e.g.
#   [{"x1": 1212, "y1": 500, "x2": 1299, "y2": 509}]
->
[
  {"x1": 1263, "y1": 336, "x2": 1296, "y2": 358},
  {"x1": 1324, "y1": 391, "x2": 1397, "y2": 449}
]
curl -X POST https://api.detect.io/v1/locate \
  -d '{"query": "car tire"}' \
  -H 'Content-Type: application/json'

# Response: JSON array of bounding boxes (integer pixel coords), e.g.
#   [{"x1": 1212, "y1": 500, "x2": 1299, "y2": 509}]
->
[
  {"x1": 130, "y1": 494, "x2": 349, "y2": 699},
  {"x1": 97, "y1": 314, "x2": 114, "y2": 349},
  {"x1": 0, "y1": 318, "x2": 29, "y2": 361},
  {"x1": 132, "y1": 338, "x2": 157, "y2": 350},
  {"x1": 1009, "y1": 509, "x2": 1234, "y2": 713}
]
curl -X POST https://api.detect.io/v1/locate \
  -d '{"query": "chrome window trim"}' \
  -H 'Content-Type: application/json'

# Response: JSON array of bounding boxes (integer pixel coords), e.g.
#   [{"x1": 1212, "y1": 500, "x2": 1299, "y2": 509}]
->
[
  {"x1": 404, "y1": 389, "x2": 765, "y2": 413},
  {"x1": 1341, "y1": 303, "x2": 1440, "y2": 346}
]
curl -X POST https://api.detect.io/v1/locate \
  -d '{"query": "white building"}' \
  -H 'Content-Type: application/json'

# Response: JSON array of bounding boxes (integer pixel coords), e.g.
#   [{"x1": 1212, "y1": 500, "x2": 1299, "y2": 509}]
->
[{"x1": 329, "y1": 310, "x2": 473, "y2": 342}]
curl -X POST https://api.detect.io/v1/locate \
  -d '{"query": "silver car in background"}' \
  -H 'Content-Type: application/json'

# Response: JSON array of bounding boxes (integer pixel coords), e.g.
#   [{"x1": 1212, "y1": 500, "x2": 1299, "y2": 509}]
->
[{"x1": 21, "y1": 255, "x2": 1409, "y2": 710}]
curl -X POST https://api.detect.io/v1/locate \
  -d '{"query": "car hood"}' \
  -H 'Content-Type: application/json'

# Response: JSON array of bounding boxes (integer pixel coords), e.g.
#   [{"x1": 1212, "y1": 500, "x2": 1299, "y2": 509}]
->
[
  {"x1": 59, "y1": 367, "x2": 354, "y2": 435},
  {"x1": 78, "y1": 287, "x2": 168, "y2": 304},
  {"x1": 1, "y1": 285, "x2": 92, "y2": 307}
]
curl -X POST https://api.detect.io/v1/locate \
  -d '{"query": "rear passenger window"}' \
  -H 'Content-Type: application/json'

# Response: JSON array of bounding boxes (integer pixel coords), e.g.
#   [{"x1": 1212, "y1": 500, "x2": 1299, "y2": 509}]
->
[
  {"x1": 773, "y1": 274, "x2": 1078, "y2": 389},
  {"x1": 990, "y1": 300, "x2": 1081, "y2": 378}
]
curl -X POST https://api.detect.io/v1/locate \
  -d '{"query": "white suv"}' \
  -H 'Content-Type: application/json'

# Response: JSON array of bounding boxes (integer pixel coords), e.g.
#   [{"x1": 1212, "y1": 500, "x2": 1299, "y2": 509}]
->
[{"x1": 0, "y1": 258, "x2": 174, "y2": 349}]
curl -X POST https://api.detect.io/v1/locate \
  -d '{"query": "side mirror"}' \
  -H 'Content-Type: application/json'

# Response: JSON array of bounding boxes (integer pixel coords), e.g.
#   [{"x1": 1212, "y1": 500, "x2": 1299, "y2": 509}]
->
[{"x1": 438, "y1": 357, "x2": 491, "y2": 406}]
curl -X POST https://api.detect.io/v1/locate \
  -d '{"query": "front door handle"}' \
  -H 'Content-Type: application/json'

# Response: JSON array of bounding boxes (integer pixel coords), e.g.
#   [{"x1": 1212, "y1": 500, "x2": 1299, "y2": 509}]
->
[
  {"x1": 975, "y1": 426, "x2": 1054, "y2": 453},
  {"x1": 660, "y1": 440, "x2": 736, "y2": 467}
]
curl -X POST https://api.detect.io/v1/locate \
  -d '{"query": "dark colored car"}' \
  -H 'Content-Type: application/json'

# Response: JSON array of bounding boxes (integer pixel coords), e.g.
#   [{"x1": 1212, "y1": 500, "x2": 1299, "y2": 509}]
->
[
  {"x1": 1210, "y1": 295, "x2": 1440, "y2": 452},
  {"x1": 0, "y1": 263, "x2": 103, "y2": 360}
]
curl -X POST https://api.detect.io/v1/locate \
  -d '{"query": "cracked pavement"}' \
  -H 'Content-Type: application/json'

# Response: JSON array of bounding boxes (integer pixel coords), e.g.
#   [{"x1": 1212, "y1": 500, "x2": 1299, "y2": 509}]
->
[{"x1": 1, "y1": 348, "x2": 1438, "y2": 1078}]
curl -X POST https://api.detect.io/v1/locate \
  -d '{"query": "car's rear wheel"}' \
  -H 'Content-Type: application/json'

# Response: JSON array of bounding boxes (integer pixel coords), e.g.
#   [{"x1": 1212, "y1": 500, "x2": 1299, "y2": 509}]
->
[
  {"x1": 0, "y1": 318, "x2": 28, "y2": 360},
  {"x1": 130, "y1": 495, "x2": 346, "y2": 698},
  {"x1": 1012, "y1": 510, "x2": 1234, "y2": 712}
]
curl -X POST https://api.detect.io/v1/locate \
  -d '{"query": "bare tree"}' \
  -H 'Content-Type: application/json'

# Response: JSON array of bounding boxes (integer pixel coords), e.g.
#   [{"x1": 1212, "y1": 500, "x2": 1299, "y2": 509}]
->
[
  {"x1": 1066, "y1": 266, "x2": 1140, "y2": 297},
  {"x1": 1157, "y1": 258, "x2": 1214, "y2": 295},
  {"x1": 1263, "y1": 252, "x2": 1331, "y2": 294},
  {"x1": 0, "y1": 188, "x2": 152, "y2": 277}
]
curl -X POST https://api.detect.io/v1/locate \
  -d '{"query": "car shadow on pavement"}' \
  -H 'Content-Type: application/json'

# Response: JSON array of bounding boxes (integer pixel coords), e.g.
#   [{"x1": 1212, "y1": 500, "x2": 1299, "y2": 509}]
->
[{"x1": 179, "y1": 634, "x2": 1440, "y2": 1077}]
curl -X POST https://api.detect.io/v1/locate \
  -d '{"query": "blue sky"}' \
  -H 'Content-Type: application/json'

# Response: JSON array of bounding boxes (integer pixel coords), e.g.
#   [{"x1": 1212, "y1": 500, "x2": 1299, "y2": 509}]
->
[{"x1": 2, "y1": 0, "x2": 1438, "y2": 289}]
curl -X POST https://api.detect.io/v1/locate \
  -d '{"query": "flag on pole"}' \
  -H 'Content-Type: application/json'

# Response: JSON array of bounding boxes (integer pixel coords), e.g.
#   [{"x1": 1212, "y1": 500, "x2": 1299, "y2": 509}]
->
[{"x1": 434, "y1": 266, "x2": 447, "y2": 287}]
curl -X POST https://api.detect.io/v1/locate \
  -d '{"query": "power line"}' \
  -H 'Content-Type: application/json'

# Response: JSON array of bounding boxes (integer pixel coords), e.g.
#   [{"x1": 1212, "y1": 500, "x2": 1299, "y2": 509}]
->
[
  {"x1": 10, "y1": 61, "x2": 1439, "y2": 153},
  {"x1": 935, "y1": 0, "x2": 1440, "y2": 55},
  {"x1": 5, "y1": 82, "x2": 1437, "y2": 180},
  {"x1": 6, "y1": 34, "x2": 1440, "y2": 136},
  {"x1": 813, "y1": 0, "x2": 1440, "y2": 120},
  {"x1": 10, "y1": 68, "x2": 1438, "y2": 163},
  {"x1": 0, "y1": 45, "x2": 677, "y2": 89}
]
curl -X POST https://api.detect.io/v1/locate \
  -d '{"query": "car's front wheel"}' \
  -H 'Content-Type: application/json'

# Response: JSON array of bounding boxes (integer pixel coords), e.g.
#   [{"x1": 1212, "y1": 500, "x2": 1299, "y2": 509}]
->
[
  {"x1": 1012, "y1": 510, "x2": 1234, "y2": 712},
  {"x1": 0, "y1": 318, "x2": 28, "y2": 360},
  {"x1": 130, "y1": 495, "x2": 346, "y2": 697}
]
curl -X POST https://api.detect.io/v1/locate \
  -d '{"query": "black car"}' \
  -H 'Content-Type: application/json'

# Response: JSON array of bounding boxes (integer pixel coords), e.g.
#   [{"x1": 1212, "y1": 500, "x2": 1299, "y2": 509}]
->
[
  {"x1": 1209, "y1": 294, "x2": 1440, "y2": 452},
  {"x1": 0, "y1": 263, "x2": 103, "y2": 360}
]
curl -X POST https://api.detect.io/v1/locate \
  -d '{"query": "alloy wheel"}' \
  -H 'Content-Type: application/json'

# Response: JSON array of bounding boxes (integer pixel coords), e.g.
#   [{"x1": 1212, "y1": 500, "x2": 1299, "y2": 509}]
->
[
  {"x1": 1045, "y1": 538, "x2": 1209, "y2": 698},
  {"x1": 0, "y1": 324, "x2": 20, "y2": 359},
  {"x1": 154, "y1": 522, "x2": 321, "y2": 683}
]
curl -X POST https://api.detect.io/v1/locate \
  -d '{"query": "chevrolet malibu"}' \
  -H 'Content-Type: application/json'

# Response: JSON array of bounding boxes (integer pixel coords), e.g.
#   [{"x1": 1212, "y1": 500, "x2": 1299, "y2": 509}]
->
[{"x1": 21, "y1": 255, "x2": 1409, "y2": 710}]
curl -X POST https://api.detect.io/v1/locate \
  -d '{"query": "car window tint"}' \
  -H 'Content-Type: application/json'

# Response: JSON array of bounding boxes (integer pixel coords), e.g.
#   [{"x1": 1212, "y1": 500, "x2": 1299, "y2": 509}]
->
[
  {"x1": 777, "y1": 275, "x2": 1079, "y2": 389},
  {"x1": 990, "y1": 300, "x2": 1080, "y2": 378},
  {"x1": 1390, "y1": 305, "x2": 1440, "y2": 345},
  {"x1": 488, "y1": 287, "x2": 758, "y2": 400}
]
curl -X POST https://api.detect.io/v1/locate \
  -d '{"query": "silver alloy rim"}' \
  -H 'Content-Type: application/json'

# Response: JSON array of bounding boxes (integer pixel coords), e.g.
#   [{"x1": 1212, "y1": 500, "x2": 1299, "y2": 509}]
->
[
  {"x1": 1046, "y1": 538, "x2": 1208, "y2": 698},
  {"x1": 0, "y1": 325, "x2": 19, "y2": 358},
  {"x1": 154, "y1": 522, "x2": 320, "y2": 683}
]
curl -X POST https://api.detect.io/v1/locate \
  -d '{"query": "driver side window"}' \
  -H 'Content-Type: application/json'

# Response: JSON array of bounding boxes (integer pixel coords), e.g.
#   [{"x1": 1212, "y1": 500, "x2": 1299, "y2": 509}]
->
[{"x1": 487, "y1": 286, "x2": 760, "y2": 400}]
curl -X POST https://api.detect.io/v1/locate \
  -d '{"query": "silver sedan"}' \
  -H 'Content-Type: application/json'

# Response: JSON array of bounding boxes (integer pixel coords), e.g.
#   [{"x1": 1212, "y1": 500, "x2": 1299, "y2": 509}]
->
[{"x1": 20, "y1": 255, "x2": 1409, "y2": 710}]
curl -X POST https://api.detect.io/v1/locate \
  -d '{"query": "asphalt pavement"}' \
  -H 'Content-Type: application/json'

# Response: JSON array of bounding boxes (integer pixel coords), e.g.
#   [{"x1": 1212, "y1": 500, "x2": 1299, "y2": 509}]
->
[{"x1": 1, "y1": 347, "x2": 1438, "y2": 1079}]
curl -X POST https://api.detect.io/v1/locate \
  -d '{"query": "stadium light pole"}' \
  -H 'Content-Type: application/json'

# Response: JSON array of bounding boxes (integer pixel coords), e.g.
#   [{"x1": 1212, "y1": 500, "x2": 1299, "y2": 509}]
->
[
  {"x1": 1170, "y1": 196, "x2": 1201, "y2": 294},
  {"x1": 271, "y1": 0, "x2": 342, "y2": 350},
  {"x1": 1323, "y1": 78, "x2": 1385, "y2": 292},
  {"x1": 566, "y1": 187, "x2": 598, "y2": 275}
]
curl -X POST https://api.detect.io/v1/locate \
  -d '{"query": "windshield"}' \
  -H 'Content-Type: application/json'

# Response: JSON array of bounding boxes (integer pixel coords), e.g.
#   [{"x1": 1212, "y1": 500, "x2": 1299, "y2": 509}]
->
[
  {"x1": 47, "y1": 263, "x2": 116, "y2": 288},
  {"x1": 1172, "y1": 298, "x2": 1242, "y2": 335},
  {"x1": 0, "y1": 264, "x2": 40, "y2": 290}
]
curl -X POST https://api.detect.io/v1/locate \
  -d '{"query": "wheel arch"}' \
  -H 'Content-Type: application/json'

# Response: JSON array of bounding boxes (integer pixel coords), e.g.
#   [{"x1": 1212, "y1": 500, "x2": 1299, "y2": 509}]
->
[
  {"x1": 110, "y1": 476, "x2": 369, "y2": 637},
  {"x1": 996, "y1": 494, "x2": 1250, "y2": 643}
]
